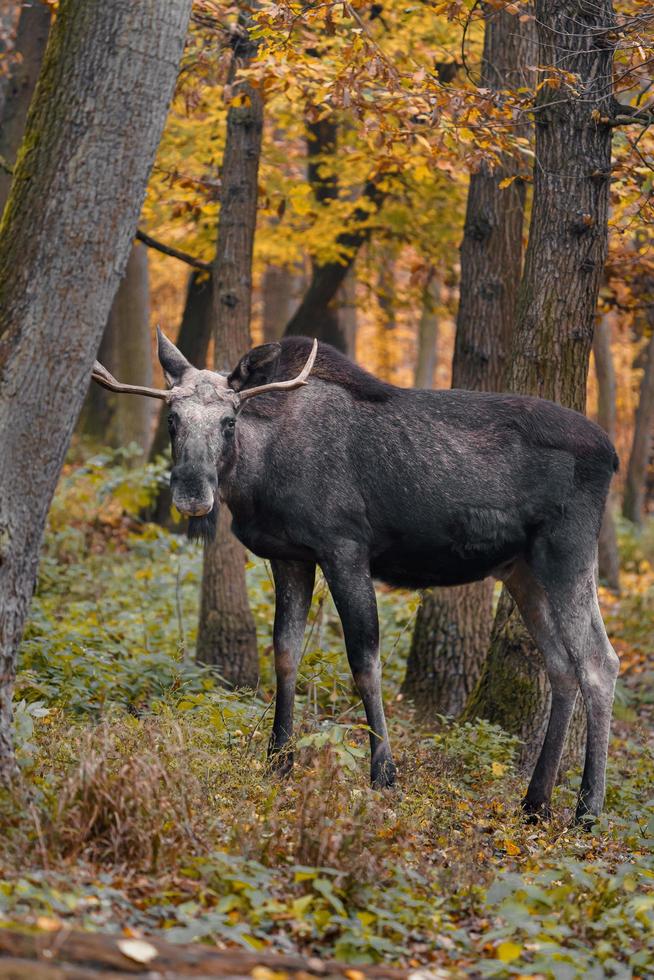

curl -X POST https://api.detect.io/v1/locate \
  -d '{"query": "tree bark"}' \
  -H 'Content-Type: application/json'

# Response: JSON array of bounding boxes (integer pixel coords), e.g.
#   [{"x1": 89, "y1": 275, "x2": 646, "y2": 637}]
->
[
  {"x1": 376, "y1": 247, "x2": 396, "y2": 381},
  {"x1": 80, "y1": 242, "x2": 154, "y2": 453},
  {"x1": 0, "y1": 0, "x2": 50, "y2": 212},
  {"x1": 402, "y1": 4, "x2": 532, "y2": 720},
  {"x1": 0, "y1": 0, "x2": 192, "y2": 777},
  {"x1": 413, "y1": 271, "x2": 439, "y2": 390},
  {"x1": 262, "y1": 265, "x2": 297, "y2": 342},
  {"x1": 623, "y1": 326, "x2": 654, "y2": 524},
  {"x1": 196, "y1": 17, "x2": 261, "y2": 688},
  {"x1": 593, "y1": 312, "x2": 620, "y2": 589},
  {"x1": 338, "y1": 262, "x2": 358, "y2": 360},
  {"x1": 467, "y1": 0, "x2": 616, "y2": 770}
]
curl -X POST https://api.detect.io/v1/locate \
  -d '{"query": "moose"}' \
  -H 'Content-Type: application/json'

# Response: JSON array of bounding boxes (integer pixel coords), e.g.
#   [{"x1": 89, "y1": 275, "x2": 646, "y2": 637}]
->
[{"x1": 93, "y1": 331, "x2": 619, "y2": 823}]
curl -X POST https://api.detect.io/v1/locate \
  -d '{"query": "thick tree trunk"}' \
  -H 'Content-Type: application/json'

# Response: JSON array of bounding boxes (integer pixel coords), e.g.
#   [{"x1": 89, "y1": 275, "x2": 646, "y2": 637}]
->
[
  {"x1": 413, "y1": 271, "x2": 439, "y2": 390},
  {"x1": 148, "y1": 269, "x2": 213, "y2": 525},
  {"x1": 594, "y1": 312, "x2": 620, "y2": 589},
  {"x1": 196, "y1": 20, "x2": 261, "y2": 688},
  {"x1": 403, "y1": 5, "x2": 532, "y2": 720},
  {"x1": 0, "y1": 0, "x2": 50, "y2": 212},
  {"x1": 623, "y1": 327, "x2": 654, "y2": 525},
  {"x1": 80, "y1": 243, "x2": 154, "y2": 453},
  {"x1": 0, "y1": 0, "x2": 192, "y2": 777},
  {"x1": 468, "y1": 0, "x2": 616, "y2": 770}
]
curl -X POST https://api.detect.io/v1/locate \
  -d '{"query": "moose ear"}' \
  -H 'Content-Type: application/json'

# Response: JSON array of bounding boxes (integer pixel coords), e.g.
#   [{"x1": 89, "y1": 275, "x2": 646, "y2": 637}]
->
[
  {"x1": 157, "y1": 327, "x2": 193, "y2": 388},
  {"x1": 228, "y1": 342, "x2": 281, "y2": 392}
]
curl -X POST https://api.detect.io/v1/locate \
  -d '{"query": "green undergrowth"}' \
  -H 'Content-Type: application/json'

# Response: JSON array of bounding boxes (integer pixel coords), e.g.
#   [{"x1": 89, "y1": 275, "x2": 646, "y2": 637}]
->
[{"x1": 1, "y1": 446, "x2": 652, "y2": 978}]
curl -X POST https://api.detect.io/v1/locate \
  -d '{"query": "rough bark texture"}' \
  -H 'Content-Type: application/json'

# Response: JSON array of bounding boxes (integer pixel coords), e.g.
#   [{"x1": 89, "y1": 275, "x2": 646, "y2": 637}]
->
[
  {"x1": 594, "y1": 312, "x2": 620, "y2": 589},
  {"x1": 623, "y1": 326, "x2": 654, "y2": 525},
  {"x1": 0, "y1": 0, "x2": 50, "y2": 211},
  {"x1": 413, "y1": 271, "x2": 439, "y2": 390},
  {"x1": 196, "y1": 23, "x2": 261, "y2": 687},
  {"x1": 148, "y1": 269, "x2": 213, "y2": 526},
  {"x1": 403, "y1": 5, "x2": 532, "y2": 720},
  {"x1": 468, "y1": 0, "x2": 616, "y2": 771},
  {"x1": 0, "y1": 0, "x2": 192, "y2": 777},
  {"x1": 80, "y1": 242, "x2": 154, "y2": 453}
]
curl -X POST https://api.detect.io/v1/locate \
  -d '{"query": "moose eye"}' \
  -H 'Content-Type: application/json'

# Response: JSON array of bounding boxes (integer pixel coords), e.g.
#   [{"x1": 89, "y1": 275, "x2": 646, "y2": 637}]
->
[
  {"x1": 224, "y1": 417, "x2": 236, "y2": 433},
  {"x1": 167, "y1": 414, "x2": 178, "y2": 436}
]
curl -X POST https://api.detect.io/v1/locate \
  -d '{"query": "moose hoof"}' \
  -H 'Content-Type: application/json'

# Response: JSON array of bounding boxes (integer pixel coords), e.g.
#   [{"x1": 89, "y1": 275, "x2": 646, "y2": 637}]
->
[
  {"x1": 521, "y1": 797, "x2": 552, "y2": 824},
  {"x1": 371, "y1": 758, "x2": 397, "y2": 790}
]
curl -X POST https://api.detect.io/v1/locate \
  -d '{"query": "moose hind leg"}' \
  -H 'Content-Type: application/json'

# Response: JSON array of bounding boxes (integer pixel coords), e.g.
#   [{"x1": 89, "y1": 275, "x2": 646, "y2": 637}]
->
[
  {"x1": 573, "y1": 595, "x2": 619, "y2": 823},
  {"x1": 268, "y1": 559, "x2": 315, "y2": 776},
  {"x1": 504, "y1": 561, "x2": 579, "y2": 820},
  {"x1": 539, "y1": 570, "x2": 619, "y2": 823},
  {"x1": 321, "y1": 545, "x2": 396, "y2": 789}
]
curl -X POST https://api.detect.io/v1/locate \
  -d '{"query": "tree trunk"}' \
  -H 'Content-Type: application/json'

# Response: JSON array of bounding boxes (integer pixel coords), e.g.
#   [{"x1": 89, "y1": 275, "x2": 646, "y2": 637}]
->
[
  {"x1": 80, "y1": 242, "x2": 154, "y2": 453},
  {"x1": 0, "y1": 0, "x2": 50, "y2": 212},
  {"x1": 0, "y1": 0, "x2": 192, "y2": 778},
  {"x1": 468, "y1": 0, "x2": 616, "y2": 771},
  {"x1": 413, "y1": 271, "x2": 439, "y2": 390},
  {"x1": 593, "y1": 312, "x2": 620, "y2": 589},
  {"x1": 338, "y1": 263, "x2": 358, "y2": 360},
  {"x1": 623, "y1": 327, "x2": 654, "y2": 524},
  {"x1": 196, "y1": 18, "x2": 261, "y2": 688},
  {"x1": 402, "y1": 4, "x2": 532, "y2": 720},
  {"x1": 284, "y1": 180, "x2": 384, "y2": 348},
  {"x1": 376, "y1": 248, "x2": 396, "y2": 381},
  {"x1": 262, "y1": 265, "x2": 297, "y2": 342}
]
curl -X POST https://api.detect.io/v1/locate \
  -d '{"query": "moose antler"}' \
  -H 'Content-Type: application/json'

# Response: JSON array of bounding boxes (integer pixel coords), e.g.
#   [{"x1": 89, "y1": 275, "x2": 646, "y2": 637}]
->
[
  {"x1": 91, "y1": 361, "x2": 171, "y2": 401},
  {"x1": 237, "y1": 338, "x2": 318, "y2": 403}
]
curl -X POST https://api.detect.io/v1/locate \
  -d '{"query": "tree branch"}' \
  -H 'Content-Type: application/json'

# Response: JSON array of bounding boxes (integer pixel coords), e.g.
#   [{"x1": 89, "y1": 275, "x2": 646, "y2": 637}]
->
[
  {"x1": 135, "y1": 229, "x2": 211, "y2": 272},
  {"x1": 608, "y1": 99, "x2": 654, "y2": 127}
]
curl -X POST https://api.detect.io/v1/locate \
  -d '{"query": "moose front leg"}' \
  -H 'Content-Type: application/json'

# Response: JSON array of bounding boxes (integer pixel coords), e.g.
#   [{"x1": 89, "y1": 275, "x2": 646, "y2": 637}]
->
[
  {"x1": 321, "y1": 544, "x2": 396, "y2": 789},
  {"x1": 268, "y1": 559, "x2": 315, "y2": 776}
]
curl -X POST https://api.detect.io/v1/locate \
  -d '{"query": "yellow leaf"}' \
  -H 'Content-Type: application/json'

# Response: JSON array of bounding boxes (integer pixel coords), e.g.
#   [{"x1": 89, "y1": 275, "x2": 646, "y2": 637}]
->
[
  {"x1": 504, "y1": 839, "x2": 520, "y2": 856},
  {"x1": 498, "y1": 176, "x2": 517, "y2": 189},
  {"x1": 491, "y1": 761, "x2": 506, "y2": 777},
  {"x1": 497, "y1": 941, "x2": 522, "y2": 963},
  {"x1": 36, "y1": 916, "x2": 61, "y2": 932}
]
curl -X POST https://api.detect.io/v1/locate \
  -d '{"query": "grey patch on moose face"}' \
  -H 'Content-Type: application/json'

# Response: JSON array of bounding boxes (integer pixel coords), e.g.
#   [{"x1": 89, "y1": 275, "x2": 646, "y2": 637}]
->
[{"x1": 167, "y1": 371, "x2": 238, "y2": 528}]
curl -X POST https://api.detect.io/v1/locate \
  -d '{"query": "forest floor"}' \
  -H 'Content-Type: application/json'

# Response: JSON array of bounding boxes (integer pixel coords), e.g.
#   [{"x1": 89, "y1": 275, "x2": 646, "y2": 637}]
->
[{"x1": 1, "y1": 446, "x2": 652, "y2": 979}]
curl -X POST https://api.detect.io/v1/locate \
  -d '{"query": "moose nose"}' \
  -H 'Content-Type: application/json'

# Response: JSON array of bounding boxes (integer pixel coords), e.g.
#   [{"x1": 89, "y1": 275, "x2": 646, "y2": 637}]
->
[{"x1": 170, "y1": 464, "x2": 215, "y2": 518}]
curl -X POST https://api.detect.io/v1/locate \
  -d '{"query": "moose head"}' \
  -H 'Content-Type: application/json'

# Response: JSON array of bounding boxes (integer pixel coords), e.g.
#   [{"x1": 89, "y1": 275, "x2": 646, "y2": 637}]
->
[{"x1": 92, "y1": 329, "x2": 317, "y2": 539}]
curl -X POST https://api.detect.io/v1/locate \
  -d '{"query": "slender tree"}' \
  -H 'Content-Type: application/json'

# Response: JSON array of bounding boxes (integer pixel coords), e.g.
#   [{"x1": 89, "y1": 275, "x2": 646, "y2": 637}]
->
[
  {"x1": 414, "y1": 269, "x2": 440, "y2": 390},
  {"x1": 0, "y1": 0, "x2": 50, "y2": 211},
  {"x1": 623, "y1": 274, "x2": 654, "y2": 525},
  {"x1": 80, "y1": 242, "x2": 154, "y2": 454},
  {"x1": 195, "y1": 18, "x2": 262, "y2": 687},
  {"x1": 467, "y1": 0, "x2": 618, "y2": 770},
  {"x1": 594, "y1": 312, "x2": 620, "y2": 590},
  {"x1": 402, "y1": 4, "x2": 533, "y2": 718},
  {"x1": 0, "y1": 0, "x2": 192, "y2": 777}
]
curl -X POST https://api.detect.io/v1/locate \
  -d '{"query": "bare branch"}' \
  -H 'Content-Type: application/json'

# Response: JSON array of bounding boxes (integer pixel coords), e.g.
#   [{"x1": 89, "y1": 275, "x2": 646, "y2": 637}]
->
[{"x1": 135, "y1": 229, "x2": 212, "y2": 272}]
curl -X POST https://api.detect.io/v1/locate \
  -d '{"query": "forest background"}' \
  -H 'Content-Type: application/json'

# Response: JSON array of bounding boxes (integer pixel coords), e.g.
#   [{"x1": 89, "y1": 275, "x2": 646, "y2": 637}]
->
[{"x1": 0, "y1": 0, "x2": 652, "y2": 977}]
